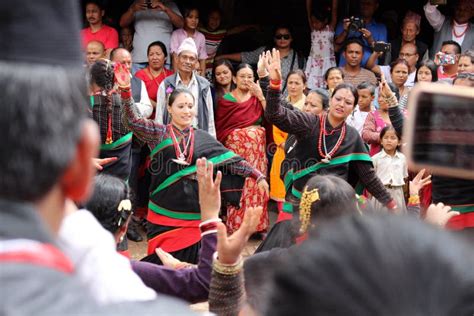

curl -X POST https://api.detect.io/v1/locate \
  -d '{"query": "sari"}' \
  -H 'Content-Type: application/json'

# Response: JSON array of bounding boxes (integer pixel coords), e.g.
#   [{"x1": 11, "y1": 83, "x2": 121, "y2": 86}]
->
[{"x1": 216, "y1": 93, "x2": 269, "y2": 233}]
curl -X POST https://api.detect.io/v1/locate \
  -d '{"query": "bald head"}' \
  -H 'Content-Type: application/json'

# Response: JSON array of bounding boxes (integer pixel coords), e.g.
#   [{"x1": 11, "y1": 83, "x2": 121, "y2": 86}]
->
[
  {"x1": 86, "y1": 40, "x2": 105, "y2": 65},
  {"x1": 399, "y1": 42, "x2": 418, "y2": 71},
  {"x1": 110, "y1": 47, "x2": 132, "y2": 71}
]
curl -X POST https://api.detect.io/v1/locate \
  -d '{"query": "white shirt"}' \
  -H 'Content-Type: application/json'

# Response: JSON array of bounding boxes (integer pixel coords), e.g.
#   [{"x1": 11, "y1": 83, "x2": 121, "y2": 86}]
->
[
  {"x1": 59, "y1": 211, "x2": 157, "y2": 304},
  {"x1": 155, "y1": 72, "x2": 216, "y2": 138},
  {"x1": 372, "y1": 149, "x2": 408, "y2": 186},
  {"x1": 136, "y1": 82, "x2": 153, "y2": 118},
  {"x1": 346, "y1": 106, "x2": 370, "y2": 136}
]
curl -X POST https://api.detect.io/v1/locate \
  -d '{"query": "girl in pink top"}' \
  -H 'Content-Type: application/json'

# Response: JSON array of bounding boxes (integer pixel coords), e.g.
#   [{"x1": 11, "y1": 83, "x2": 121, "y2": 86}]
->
[
  {"x1": 170, "y1": 7, "x2": 208, "y2": 75},
  {"x1": 362, "y1": 82, "x2": 400, "y2": 156}
]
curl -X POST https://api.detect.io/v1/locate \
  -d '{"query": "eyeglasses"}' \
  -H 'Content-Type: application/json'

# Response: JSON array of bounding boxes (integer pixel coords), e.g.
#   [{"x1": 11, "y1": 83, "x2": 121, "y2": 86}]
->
[
  {"x1": 274, "y1": 34, "x2": 291, "y2": 40},
  {"x1": 399, "y1": 52, "x2": 416, "y2": 58}
]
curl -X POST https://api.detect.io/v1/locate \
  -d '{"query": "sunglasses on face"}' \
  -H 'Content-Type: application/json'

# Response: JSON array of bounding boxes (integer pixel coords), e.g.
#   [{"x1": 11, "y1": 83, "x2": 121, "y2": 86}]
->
[{"x1": 274, "y1": 34, "x2": 291, "y2": 40}]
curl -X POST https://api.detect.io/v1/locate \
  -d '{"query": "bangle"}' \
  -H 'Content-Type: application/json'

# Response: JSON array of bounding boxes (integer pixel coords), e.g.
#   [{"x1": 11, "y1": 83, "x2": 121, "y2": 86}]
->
[
  {"x1": 408, "y1": 195, "x2": 420, "y2": 205},
  {"x1": 270, "y1": 79, "x2": 282, "y2": 86},
  {"x1": 212, "y1": 252, "x2": 243, "y2": 275},
  {"x1": 269, "y1": 83, "x2": 281, "y2": 90},
  {"x1": 119, "y1": 88, "x2": 131, "y2": 99},
  {"x1": 199, "y1": 218, "x2": 221, "y2": 236}
]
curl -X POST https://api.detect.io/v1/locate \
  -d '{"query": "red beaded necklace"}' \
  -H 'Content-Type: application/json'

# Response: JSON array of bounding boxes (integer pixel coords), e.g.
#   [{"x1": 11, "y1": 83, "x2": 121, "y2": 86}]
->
[
  {"x1": 317, "y1": 113, "x2": 346, "y2": 163},
  {"x1": 169, "y1": 125, "x2": 195, "y2": 165}
]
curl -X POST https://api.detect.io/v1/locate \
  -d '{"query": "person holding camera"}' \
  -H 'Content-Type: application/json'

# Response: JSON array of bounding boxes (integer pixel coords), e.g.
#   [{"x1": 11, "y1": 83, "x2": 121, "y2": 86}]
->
[
  {"x1": 334, "y1": 0, "x2": 388, "y2": 67},
  {"x1": 435, "y1": 40, "x2": 462, "y2": 82}
]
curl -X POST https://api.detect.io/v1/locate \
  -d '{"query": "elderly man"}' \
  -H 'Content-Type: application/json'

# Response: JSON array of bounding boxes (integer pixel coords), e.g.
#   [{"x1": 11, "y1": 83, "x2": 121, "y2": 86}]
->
[
  {"x1": 0, "y1": 0, "x2": 190, "y2": 314},
  {"x1": 368, "y1": 42, "x2": 419, "y2": 87},
  {"x1": 424, "y1": 0, "x2": 474, "y2": 59},
  {"x1": 155, "y1": 38, "x2": 215, "y2": 138},
  {"x1": 387, "y1": 12, "x2": 429, "y2": 64}
]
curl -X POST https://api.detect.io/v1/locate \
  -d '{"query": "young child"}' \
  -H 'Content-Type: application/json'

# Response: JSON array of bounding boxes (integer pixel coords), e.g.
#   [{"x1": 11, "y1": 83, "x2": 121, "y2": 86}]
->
[
  {"x1": 170, "y1": 7, "x2": 208, "y2": 75},
  {"x1": 346, "y1": 82, "x2": 375, "y2": 136},
  {"x1": 371, "y1": 126, "x2": 408, "y2": 213},
  {"x1": 304, "y1": 0, "x2": 338, "y2": 90},
  {"x1": 199, "y1": 8, "x2": 257, "y2": 82}
]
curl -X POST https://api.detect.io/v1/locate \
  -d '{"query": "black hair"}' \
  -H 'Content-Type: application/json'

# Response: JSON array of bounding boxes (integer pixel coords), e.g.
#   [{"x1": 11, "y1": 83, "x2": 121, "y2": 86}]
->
[
  {"x1": 442, "y1": 40, "x2": 462, "y2": 55},
  {"x1": 291, "y1": 175, "x2": 358, "y2": 241},
  {"x1": 331, "y1": 82, "x2": 359, "y2": 107},
  {"x1": 324, "y1": 66, "x2": 344, "y2": 81},
  {"x1": 356, "y1": 81, "x2": 376, "y2": 95},
  {"x1": 307, "y1": 88, "x2": 330, "y2": 110},
  {"x1": 234, "y1": 63, "x2": 255, "y2": 79},
  {"x1": 390, "y1": 58, "x2": 410, "y2": 74},
  {"x1": 266, "y1": 214, "x2": 474, "y2": 315},
  {"x1": 415, "y1": 60, "x2": 438, "y2": 83},
  {"x1": 0, "y1": 62, "x2": 87, "y2": 201},
  {"x1": 85, "y1": 0, "x2": 104, "y2": 11},
  {"x1": 379, "y1": 125, "x2": 401, "y2": 149},
  {"x1": 273, "y1": 24, "x2": 293, "y2": 37},
  {"x1": 168, "y1": 88, "x2": 195, "y2": 107},
  {"x1": 453, "y1": 72, "x2": 474, "y2": 87},
  {"x1": 147, "y1": 40, "x2": 168, "y2": 58},
  {"x1": 212, "y1": 59, "x2": 235, "y2": 98},
  {"x1": 183, "y1": 6, "x2": 199, "y2": 18},
  {"x1": 343, "y1": 38, "x2": 364, "y2": 52},
  {"x1": 311, "y1": 1, "x2": 331, "y2": 23},
  {"x1": 85, "y1": 174, "x2": 132, "y2": 235},
  {"x1": 90, "y1": 59, "x2": 114, "y2": 91},
  {"x1": 286, "y1": 69, "x2": 307, "y2": 84}
]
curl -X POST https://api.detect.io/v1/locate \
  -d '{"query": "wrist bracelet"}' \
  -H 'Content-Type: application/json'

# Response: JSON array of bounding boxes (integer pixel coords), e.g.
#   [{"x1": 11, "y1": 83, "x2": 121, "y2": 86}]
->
[
  {"x1": 270, "y1": 79, "x2": 282, "y2": 86},
  {"x1": 200, "y1": 218, "x2": 221, "y2": 236},
  {"x1": 120, "y1": 89, "x2": 131, "y2": 99},
  {"x1": 408, "y1": 195, "x2": 420, "y2": 205},
  {"x1": 212, "y1": 252, "x2": 243, "y2": 275},
  {"x1": 269, "y1": 83, "x2": 281, "y2": 91}
]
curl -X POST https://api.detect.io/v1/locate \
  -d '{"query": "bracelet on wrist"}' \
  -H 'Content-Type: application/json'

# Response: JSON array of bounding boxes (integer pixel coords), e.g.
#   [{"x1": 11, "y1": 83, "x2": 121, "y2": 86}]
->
[
  {"x1": 199, "y1": 218, "x2": 221, "y2": 236},
  {"x1": 212, "y1": 252, "x2": 243, "y2": 275},
  {"x1": 408, "y1": 195, "x2": 420, "y2": 205},
  {"x1": 270, "y1": 79, "x2": 282, "y2": 86}
]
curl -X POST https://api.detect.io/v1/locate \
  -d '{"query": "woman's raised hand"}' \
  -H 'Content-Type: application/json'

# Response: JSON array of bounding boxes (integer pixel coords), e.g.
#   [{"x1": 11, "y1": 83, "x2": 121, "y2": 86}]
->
[
  {"x1": 114, "y1": 62, "x2": 131, "y2": 88},
  {"x1": 257, "y1": 52, "x2": 269, "y2": 78},
  {"x1": 197, "y1": 158, "x2": 222, "y2": 222},
  {"x1": 409, "y1": 169, "x2": 432, "y2": 196},
  {"x1": 267, "y1": 49, "x2": 282, "y2": 82},
  {"x1": 379, "y1": 72, "x2": 393, "y2": 98},
  {"x1": 216, "y1": 206, "x2": 263, "y2": 265}
]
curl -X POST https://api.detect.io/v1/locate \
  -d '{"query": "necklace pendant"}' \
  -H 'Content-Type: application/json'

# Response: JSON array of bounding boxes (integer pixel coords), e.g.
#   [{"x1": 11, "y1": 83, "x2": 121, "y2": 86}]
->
[
  {"x1": 172, "y1": 158, "x2": 190, "y2": 166},
  {"x1": 321, "y1": 154, "x2": 331, "y2": 164}
]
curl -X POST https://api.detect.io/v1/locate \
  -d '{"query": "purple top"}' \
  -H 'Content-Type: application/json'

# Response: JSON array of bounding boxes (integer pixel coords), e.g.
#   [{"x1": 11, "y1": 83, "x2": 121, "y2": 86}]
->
[{"x1": 131, "y1": 233, "x2": 216, "y2": 304}]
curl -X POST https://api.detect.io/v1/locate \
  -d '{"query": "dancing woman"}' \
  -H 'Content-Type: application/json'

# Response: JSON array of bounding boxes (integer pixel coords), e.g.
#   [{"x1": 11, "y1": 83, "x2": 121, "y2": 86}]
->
[
  {"x1": 116, "y1": 63, "x2": 268, "y2": 264},
  {"x1": 258, "y1": 49, "x2": 395, "y2": 252}
]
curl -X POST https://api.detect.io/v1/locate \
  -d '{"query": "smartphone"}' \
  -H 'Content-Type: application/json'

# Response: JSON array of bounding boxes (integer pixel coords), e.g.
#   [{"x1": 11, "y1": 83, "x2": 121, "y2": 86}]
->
[
  {"x1": 430, "y1": 0, "x2": 447, "y2": 5},
  {"x1": 438, "y1": 53, "x2": 456, "y2": 65},
  {"x1": 373, "y1": 41, "x2": 391, "y2": 53},
  {"x1": 404, "y1": 83, "x2": 474, "y2": 179},
  {"x1": 145, "y1": 0, "x2": 152, "y2": 9}
]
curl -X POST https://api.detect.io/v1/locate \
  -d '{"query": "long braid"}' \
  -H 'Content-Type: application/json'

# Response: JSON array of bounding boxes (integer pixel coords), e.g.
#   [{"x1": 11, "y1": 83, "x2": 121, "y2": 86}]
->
[{"x1": 90, "y1": 59, "x2": 115, "y2": 143}]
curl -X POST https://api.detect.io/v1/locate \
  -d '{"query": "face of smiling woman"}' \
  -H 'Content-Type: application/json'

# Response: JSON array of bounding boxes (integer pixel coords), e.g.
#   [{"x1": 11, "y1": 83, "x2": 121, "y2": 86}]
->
[{"x1": 167, "y1": 93, "x2": 196, "y2": 130}]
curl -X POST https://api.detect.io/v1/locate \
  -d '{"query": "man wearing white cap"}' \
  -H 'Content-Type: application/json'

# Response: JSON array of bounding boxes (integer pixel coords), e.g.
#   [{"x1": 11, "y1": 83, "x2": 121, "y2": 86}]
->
[{"x1": 155, "y1": 37, "x2": 215, "y2": 138}]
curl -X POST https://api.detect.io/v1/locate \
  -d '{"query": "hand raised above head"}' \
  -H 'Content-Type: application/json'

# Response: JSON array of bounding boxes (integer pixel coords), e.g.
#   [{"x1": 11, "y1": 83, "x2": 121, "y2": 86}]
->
[
  {"x1": 197, "y1": 157, "x2": 222, "y2": 221},
  {"x1": 216, "y1": 206, "x2": 263, "y2": 265},
  {"x1": 114, "y1": 62, "x2": 131, "y2": 88},
  {"x1": 268, "y1": 48, "x2": 282, "y2": 82}
]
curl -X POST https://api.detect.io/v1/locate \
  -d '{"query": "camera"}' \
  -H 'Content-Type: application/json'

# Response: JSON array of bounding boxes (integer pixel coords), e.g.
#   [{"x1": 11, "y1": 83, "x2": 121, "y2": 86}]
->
[
  {"x1": 438, "y1": 53, "x2": 456, "y2": 65},
  {"x1": 373, "y1": 41, "x2": 391, "y2": 53},
  {"x1": 145, "y1": 0, "x2": 153, "y2": 9},
  {"x1": 348, "y1": 17, "x2": 365, "y2": 33}
]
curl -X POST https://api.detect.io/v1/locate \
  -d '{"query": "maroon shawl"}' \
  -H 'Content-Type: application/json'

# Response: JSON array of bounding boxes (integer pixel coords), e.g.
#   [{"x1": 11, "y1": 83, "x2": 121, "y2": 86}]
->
[{"x1": 215, "y1": 93, "x2": 263, "y2": 143}]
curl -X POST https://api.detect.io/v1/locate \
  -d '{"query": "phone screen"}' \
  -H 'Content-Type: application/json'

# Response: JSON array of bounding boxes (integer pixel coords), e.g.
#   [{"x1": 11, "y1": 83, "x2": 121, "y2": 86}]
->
[{"x1": 411, "y1": 90, "x2": 474, "y2": 172}]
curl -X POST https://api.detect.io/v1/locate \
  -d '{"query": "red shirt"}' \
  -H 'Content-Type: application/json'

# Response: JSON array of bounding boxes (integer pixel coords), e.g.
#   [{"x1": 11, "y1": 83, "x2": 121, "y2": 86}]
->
[
  {"x1": 81, "y1": 25, "x2": 118, "y2": 49},
  {"x1": 135, "y1": 67, "x2": 174, "y2": 102}
]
